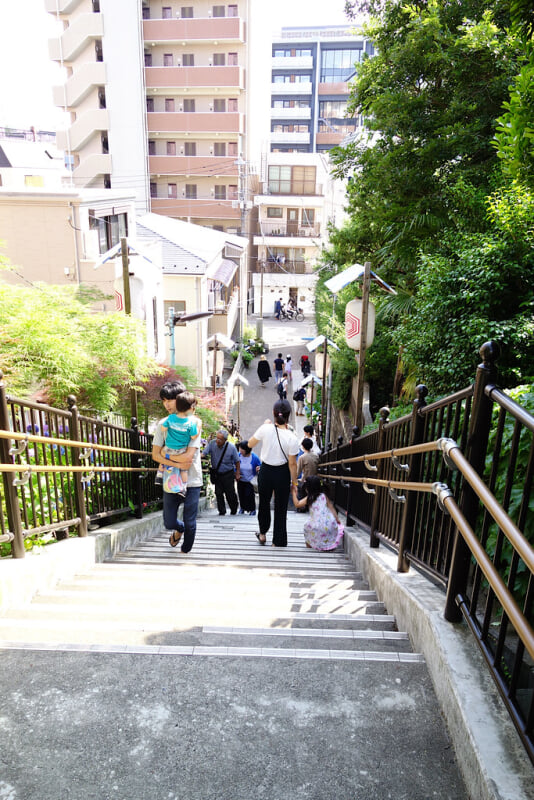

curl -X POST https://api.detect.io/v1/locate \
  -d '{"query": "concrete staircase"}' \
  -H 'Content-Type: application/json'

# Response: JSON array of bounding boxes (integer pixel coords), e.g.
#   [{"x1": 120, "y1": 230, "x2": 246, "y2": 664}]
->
[{"x1": 0, "y1": 510, "x2": 469, "y2": 799}]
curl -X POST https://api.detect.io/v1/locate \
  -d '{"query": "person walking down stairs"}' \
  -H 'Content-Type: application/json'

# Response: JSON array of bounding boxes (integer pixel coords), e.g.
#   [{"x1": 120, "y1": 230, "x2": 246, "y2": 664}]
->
[{"x1": 257, "y1": 355, "x2": 272, "y2": 388}]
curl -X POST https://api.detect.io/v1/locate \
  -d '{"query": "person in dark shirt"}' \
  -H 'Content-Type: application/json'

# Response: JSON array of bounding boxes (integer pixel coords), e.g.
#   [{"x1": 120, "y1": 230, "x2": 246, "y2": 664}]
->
[{"x1": 273, "y1": 353, "x2": 285, "y2": 384}]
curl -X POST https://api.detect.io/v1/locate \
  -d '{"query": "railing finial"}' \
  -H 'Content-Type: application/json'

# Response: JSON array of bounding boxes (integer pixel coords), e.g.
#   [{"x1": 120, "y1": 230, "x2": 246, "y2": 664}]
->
[
  {"x1": 479, "y1": 341, "x2": 500, "y2": 371},
  {"x1": 67, "y1": 395, "x2": 77, "y2": 410}
]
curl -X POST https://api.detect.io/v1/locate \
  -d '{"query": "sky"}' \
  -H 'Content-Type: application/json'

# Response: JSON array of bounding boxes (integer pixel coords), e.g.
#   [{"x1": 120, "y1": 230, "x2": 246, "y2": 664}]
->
[{"x1": 0, "y1": 0, "x2": 352, "y2": 131}]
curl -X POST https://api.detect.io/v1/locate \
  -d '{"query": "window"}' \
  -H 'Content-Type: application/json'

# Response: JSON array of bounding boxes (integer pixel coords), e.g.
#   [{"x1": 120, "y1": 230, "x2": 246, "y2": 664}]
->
[
  {"x1": 213, "y1": 5, "x2": 225, "y2": 16},
  {"x1": 148, "y1": 140, "x2": 156, "y2": 155},
  {"x1": 268, "y1": 165, "x2": 316, "y2": 195},
  {"x1": 162, "y1": 7, "x2": 172, "y2": 19},
  {"x1": 150, "y1": 182, "x2": 157, "y2": 197},
  {"x1": 228, "y1": 4, "x2": 238, "y2": 16},
  {"x1": 183, "y1": 98, "x2": 195, "y2": 112},
  {"x1": 268, "y1": 165, "x2": 291, "y2": 194},
  {"x1": 165, "y1": 98, "x2": 175, "y2": 112},
  {"x1": 163, "y1": 53, "x2": 173, "y2": 66},
  {"x1": 213, "y1": 54, "x2": 225, "y2": 66},
  {"x1": 213, "y1": 99, "x2": 226, "y2": 112},
  {"x1": 166, "y1": 141, "x2": 176, "y2": 155},
  {"x1": 24, "y1": 175, "x2": 44, "y2": 187},
  {"x1": 89, "y1": 212, "x2": 128, "y2": 255},
  {"x1": 185, "y1": 184, "x2": 197, "y2": 198},
  {"x1": 142, "y1": 6, "x2": 150, "y2": 19},
  {"x1": 320, "y1": 48, "x2": 363, "y2": 82},
  {"x1": 228, "y1": 184, "x2": 238, "y2": 199},
  {"x1": 267, "y1": 207, "x2": 283, "y2": 218},
  {"x1": 181, "y1": 7, "x2": 193, "y2": 17},
  {"x1": 92, "y1": 0, "x2": 100, "y2": 12},
  {"x1": 168, "y1": 183, "x2": 177, "y2": 198},
  {"x1": 302, "y1": 209, "x2": 315, "y2": 226},
  {"x1": 227, "y1": 98, "x2": 238, "y2": 112},
  {"x1": 146, "y1": 97, "x2": 154, "y2": 112},
  {"x1": 214, "y1": 185, "x2": 226, "y2": 200},
  {"x1": 228, "y1": 142, "x2": 238, "y2": 156},
  {"x1": 184, "y1": 142, "x2": 196, "y2": 155},
  {"x1": 144, "y1": 52, "x2": 152, "y2": 67},
  {"x1": 182, "y1": 53, "x2": 194, "y2": 66},
  {"x1": 214, "y1": 142, "x2": 226, "y2": 156},
  {"x1": 228, "y1": 52, "x2": 238, "y2": 66}
]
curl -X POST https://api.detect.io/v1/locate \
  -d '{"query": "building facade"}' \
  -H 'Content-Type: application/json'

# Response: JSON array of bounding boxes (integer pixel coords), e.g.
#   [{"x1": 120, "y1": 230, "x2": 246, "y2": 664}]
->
[
  {"x1": 270, "y1": 25, "x2": 373, "y2": 153},
  {"x1": 45, "y1": 0, "x2": 271, "y2": 233}
]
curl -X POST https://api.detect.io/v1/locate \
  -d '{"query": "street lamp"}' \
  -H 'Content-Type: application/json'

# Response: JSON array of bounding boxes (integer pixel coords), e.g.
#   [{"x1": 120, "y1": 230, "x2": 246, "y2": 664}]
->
[
  {"x1": 207, "y1": 333, "x2": 235, "y2": 394},
  {"x1": 166, "y1": 309, "x2": 213, "y2": 368},
  {"x1": 306, "y1": 334, "x2": 339, "y2": 450}
]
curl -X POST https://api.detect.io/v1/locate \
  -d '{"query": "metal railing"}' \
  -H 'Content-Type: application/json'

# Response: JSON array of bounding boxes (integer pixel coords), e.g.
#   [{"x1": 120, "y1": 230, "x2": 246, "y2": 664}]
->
[
  {"x1": 320, "y1": 342, "x2": 534, "y2": 763},
  {"x1": 0, "y1": 373, "x2": 161, "y2": 558}
]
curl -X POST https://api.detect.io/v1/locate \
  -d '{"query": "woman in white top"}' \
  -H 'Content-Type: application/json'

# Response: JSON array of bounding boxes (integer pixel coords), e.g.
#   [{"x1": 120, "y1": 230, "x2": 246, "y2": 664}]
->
[{"x1": 247, "y1": 399, "x2": 299, "y2": 547}]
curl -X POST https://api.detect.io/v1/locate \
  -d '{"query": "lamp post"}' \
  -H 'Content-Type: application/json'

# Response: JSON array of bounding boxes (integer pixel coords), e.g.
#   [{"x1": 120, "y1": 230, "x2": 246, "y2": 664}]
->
[{"x1": 166, "y1": 309, "x2": 214, "y2": 368}]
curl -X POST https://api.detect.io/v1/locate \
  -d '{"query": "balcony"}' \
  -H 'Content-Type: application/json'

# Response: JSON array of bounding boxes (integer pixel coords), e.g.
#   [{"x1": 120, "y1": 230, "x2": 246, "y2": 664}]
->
[
  {"x1": 143, "y1": 17, "x2": 244, "y2": 43},
  {"x1": 251, "y1": 258, "x2": 308, "y2": 274},
  {"x1": 254, "y1": 222, "x2": 320, "y2": 238},
  {"x1": 48, "y1": 13, "x2": 104, "y2": 63},
  {"x1": 318, "y1": 82, "x2": 350, "y2": 95},
  {"x1": 56, "y1": 108, "x2": 109, "y2": 151},
  {"x1": 270, "y1": 107, "x2": 311, "y2": 120},
  {"x1": 52, "y1": 61, "x2": 107, "y2": 108},
  {"x1": 150, "y1": 197, "x2": 241, "y2": 221},
  {"x1": 272, "y1": 56, "x2": 313, "y2": 70},
  {"x1": 149, "y1": 155, "x2": 238, "y2": 177},
  {"x1": 271, "y1": 83, "x2": 312, "y2": 95},
  {"x1": 316, "y1": 131, "x2": 345, "y2": 147},
  {"x1": 270, "y1": 132, "x2": 310, "y2": 145},
  {"x1": 145, "y1": 65, "x2": 244, "y2": 90},
  {"x1": 147, "y1": 112, "x2": 242, "y2": 134},
  {"x1": 72, "y1": 153, "x2": 112, "y2": 183},
  {"x1": 44, "y1": 0, "x2": 83, "y2": 11}
]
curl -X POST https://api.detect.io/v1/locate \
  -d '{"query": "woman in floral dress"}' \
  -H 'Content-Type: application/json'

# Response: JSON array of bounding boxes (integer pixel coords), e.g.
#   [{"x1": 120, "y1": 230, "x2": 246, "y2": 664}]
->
[{"x1": 291, "y1": 476, "x2": 344, "y2": 551}]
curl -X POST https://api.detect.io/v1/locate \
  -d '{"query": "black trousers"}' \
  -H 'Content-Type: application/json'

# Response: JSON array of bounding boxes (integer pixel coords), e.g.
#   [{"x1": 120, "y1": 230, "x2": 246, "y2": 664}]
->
[
  {"x1": 237, "y1": 479, "x2": 256, "y2": 512},
  {"x1": 214, "y1": 470, "x2": 238, "y2": 515},
  {"x1": 257, "y1": 462, "x2": 290, "y2": 546}
]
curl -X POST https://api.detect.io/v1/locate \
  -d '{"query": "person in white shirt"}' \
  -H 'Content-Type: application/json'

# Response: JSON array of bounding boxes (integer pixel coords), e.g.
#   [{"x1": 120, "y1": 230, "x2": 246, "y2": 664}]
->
[{"x1": 246, "y1": 400, "x2": 299, "y2": 547}]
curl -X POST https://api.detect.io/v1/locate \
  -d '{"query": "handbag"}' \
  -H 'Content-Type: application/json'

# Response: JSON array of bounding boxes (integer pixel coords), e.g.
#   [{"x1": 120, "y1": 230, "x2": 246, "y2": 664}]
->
[
  {"x1": 163, "y1": 466, "x2": 185, "y2": 494},
  {"x1": 209, "y1": 441, "x2": 228, "y2": 484}
]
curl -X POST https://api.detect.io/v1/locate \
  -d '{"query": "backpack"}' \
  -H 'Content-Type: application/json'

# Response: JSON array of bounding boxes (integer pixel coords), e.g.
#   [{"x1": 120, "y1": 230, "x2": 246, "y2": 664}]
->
[
  {"x1": 292, "y1": 390, "x2": 300, "y2": 401},
  {"x1": 277, "y1": 381, "x2": 285, "y2": 398}
]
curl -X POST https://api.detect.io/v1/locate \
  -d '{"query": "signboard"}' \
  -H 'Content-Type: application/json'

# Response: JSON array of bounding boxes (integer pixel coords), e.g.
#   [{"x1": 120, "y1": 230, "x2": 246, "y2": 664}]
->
[
  {"x1": 208, "y1": 350, "x2": 225, "y2": 375},
  {"x1": 231, "y1": 385, "x2": 244, "y2": 405},
  {"x1": 315, "y1": 353, "x2": 331, "y2": 376},
  {"x1": 345, "y1": 299, "x2": 375, "y2": 350}
]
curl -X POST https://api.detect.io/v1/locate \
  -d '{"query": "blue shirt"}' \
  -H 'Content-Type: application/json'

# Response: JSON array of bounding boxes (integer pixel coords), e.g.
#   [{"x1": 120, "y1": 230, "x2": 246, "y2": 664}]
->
[{"x1": 203, "y1": 439, "x2": 239, "y2": 473}]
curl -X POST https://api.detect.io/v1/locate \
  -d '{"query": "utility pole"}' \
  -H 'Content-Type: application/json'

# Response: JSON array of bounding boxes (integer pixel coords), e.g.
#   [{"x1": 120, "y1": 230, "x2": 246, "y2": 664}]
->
[
  {"x1": 354, "y1": 261, "x2": 371, "y2": 431},
  {"x1": 120, "y1": 237, "x2": 138, "y2": 421}
]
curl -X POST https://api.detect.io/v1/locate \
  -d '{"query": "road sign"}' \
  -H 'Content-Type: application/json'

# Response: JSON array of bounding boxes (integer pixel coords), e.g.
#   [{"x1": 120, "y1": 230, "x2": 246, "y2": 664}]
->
[{"x1": 345, "y1": 299, "x2": 375, "y2": 350}]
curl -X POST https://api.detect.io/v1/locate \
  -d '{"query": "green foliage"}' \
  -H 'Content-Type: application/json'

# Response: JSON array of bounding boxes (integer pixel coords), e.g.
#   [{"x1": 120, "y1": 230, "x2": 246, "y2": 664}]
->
[{"x1": 0, "y1": 281, "x2": 160, "y2": 413}]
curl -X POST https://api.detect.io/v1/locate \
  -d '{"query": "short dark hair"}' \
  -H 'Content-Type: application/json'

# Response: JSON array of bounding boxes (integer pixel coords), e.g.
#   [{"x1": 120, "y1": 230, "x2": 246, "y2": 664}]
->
[
  {"x1": 301, "y1": 437, "x2": 313, "y2": 451},
  {"x1": 273, "y1": 399, "x2": 291, "y2": 425},
  {"x1": 238, "y1": 441, "x2": 252, "y2": 454},
  {"x1": 303, "y1": 424, "x2": 314, "y2": 435},
  {"x1": 159, "y1": 381, "x2": 185, "y2": 400},
  {"x1": 174, "y1": 391, "x2": 196, "y2": 412}
]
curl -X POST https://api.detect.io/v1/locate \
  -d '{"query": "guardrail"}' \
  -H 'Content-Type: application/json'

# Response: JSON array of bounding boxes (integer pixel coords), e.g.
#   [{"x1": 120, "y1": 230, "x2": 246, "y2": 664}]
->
[
  {"x1": 320, "y1": 342, "x2": 534, "y2": 764},
  {"x1": 0, "y1": 372, "x2": 161, "y2": 558}
]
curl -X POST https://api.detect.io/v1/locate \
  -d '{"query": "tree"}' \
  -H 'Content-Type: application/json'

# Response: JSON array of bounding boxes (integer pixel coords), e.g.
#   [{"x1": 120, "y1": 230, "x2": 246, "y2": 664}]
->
[{"x1": 0, "y1": 279, "x2": 160, "y2": 413}]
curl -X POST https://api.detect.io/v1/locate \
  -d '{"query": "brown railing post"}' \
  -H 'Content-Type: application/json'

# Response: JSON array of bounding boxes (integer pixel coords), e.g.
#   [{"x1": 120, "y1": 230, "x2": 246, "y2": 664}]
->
[
  {"x1": 370, "y1": 406, "x2": 390, "y2": 547},
  {"x1": 345, "y1": 426, "x2": 360, "y2": 527},
  {"x1": 444, "y1": 341, "x2": 500, "y2": 621},
  {"x1": 0, "y1": 371, "x2": 25, "y2": 558},
  {"x1": 67, "y1": 395, "x2": 88, "y2": 537},
  {"x1": 130, "y1": 416, "x2": 143, "y2": 519},
  {"x1": 397, "y1": 384, "x2": 428, "y2": 572}
]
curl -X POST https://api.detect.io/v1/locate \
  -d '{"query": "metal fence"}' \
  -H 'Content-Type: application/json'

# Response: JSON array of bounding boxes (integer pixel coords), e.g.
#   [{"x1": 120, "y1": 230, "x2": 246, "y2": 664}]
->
[
  {"x1": 0, "y1": 373, "x2": 161, "y2": 558},
  {"x1": 320, "y1": 342, "x2": 534, "y2": 764}
]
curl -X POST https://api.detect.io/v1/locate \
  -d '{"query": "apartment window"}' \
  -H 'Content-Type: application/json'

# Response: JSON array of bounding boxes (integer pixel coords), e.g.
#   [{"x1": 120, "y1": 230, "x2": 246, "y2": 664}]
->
[
  {"x1": 89, "y1": 212, "x2": 128, "y2": 255},
  {"x1": 213, "y1": 99, "x2": 226, "y2": 113},
  {"x1": 146, "y1": 97, "x2": 154, "y2": 112},
  {"x1": 184, "y1": 142, "x2": 196, "y2": 155},
  {"x1": 214, "y1": 142, "x2": 226, "y2": 156},
  {"x1": 148, "y1": 140, "x2": 156, "y2": 155},
  {"x1": 183, "y1": 98, "x2": 195, "y2": 112},
  {"x1": 214, "y1": 185, "x2": 226, "y2": 200},
  {"x1": 98, "y1": 87, "x2": 106, "y2": 108},
  {"x1": 182, "y1": 53, "x2": 194, "y2": 66},
  {"x1": 228, "y1": 52, "x2": 238, "y2": 66},
  {"x1": 92, "y1": 0, "x2": 100, "y2": 12},
  {"x1": 144, "y1": 52, "x2": 152, "y2": 67},
  {"x1": 142, "y1": 6, "x2": 150, "y2": 19},
  {"x1": 273, "y1": 124, "x2": 309, "y2": 133},
  {"x1": 162, "y1": 7, "x2": 172, "y2": 19},
  {"x1": 228, "y1": 4, "x2": 238, "y2": 15},
  {"x1": 150, "y1": 182, "x2": 157, "y2": 197},
  {"x1": 166, "y1": 141, "x2": 177, "y2": 155},
  {"x1": 228, "y1": 142, "x2": 238, "y2": 156},
  {"x1": 320, "y1": 48, "x2": 363, "y2": 82},
  {"x1": 227, "y1": 184, "x2": 237, "y2": 199},
  {"x1": 267, "y1": 207, "x2": 283, "y2": 218},
  {"x1": 165, "y1": 98, "x2": 175, "y2": 112},
  {"x1": 185, "y1": 184, "x2": 197, "y2": 198},
  {"x1": 228, "y1": 98, "x2": 238, "y2": 112},
  {"x1": 213, "y1": 5, "x2": 225, "y2": 16},
  {"x1": 213, "y1": 53, "x2": 225, "y2": 66},
  {"x1": 292, "y1": 165, "x2": 316, "y2": 195},
  {"x1": 95, "y1": 40, "x2": 103, "y2": 61},
  {"x1": 168, "y1": 183, "x2": 177, "y2": 198},
  {"x1": 163, "y1": 53, "x2": 173, "y2": 66},
  {"x1": 302, "y1": 209, "x2": 315, "y2": 226},
  {"x1": 181, "y1": 6, "x2": 193, "y2": 17}
]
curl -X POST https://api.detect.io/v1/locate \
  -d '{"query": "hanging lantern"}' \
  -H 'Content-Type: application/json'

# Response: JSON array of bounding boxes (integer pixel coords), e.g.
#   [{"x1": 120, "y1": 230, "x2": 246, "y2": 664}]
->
[{"x1": 345, "y1": 298, "x2": 375, "y2": 350}]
